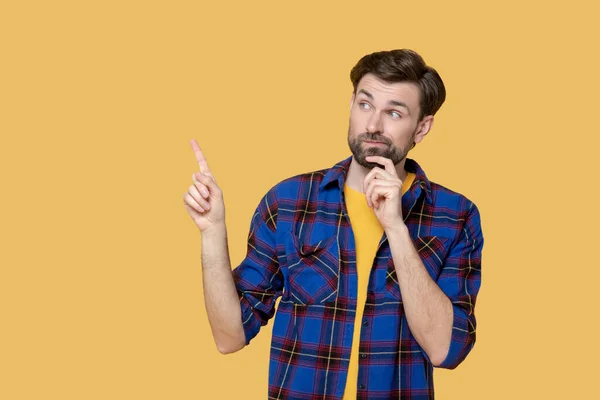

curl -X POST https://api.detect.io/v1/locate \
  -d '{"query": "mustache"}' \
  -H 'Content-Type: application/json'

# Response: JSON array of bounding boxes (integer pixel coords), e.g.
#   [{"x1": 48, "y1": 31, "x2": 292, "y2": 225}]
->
[{"x1": 358, "y1": 133, "x2": 391, "y2": 145}]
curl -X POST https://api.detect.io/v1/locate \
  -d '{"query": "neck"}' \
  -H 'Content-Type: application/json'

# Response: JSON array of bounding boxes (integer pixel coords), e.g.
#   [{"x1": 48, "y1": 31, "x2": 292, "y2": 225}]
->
[{"x1": 345, "y1": 157, "x2": 408, "y2": 193}]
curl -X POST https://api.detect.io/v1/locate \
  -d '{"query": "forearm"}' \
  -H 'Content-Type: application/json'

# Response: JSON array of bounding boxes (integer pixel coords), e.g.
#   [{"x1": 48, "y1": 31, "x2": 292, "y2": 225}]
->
[
  {"x1": 386, "y1": 225, "x2": 453, "y2": 366},
  {"x1": 201, "y1": 223, "x2": 246, "y2": 354}
]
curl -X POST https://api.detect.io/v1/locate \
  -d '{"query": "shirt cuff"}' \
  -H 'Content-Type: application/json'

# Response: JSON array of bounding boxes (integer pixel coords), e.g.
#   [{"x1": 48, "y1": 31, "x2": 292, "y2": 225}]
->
[
  {"x1": 240, "y1": 296, "x2": 262, "y2": 345},
  {"x1": 437, "y1": 304, "x2": 475, "y2": 369}
]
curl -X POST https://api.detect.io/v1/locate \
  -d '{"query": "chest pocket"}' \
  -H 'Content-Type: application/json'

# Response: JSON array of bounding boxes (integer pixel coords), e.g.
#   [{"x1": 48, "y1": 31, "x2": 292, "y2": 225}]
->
[
  {"x1": 385, "y1": 235, "x2": 451, "y2": 301},
  {"x1": 284, "y1": 232, "x2": 339, "y2": 305}
]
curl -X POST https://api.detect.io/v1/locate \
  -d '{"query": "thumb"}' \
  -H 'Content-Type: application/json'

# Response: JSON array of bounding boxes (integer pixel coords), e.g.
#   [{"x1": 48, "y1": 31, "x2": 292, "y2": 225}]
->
[{"x1": 195, "y1": 172, "x2": 220, "y2": 193}]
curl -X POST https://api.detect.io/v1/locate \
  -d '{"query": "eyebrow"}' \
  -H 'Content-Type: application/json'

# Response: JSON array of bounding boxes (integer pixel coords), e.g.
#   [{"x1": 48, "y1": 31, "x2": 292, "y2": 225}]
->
[{"x1": 358, "y1": 89, "x2": 411, "y2": 113}]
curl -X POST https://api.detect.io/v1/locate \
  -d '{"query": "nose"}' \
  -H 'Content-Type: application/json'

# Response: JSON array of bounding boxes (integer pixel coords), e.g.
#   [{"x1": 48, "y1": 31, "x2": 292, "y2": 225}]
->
[{"x1": 366, "y1": 110, "x2": 383, "y2": 134}]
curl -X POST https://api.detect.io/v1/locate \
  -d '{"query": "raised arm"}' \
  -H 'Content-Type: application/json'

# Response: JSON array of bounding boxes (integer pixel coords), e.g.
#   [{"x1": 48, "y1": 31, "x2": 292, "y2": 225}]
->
[{"x1": 183, "y1": 139, "x2": 245, "y2": 354}]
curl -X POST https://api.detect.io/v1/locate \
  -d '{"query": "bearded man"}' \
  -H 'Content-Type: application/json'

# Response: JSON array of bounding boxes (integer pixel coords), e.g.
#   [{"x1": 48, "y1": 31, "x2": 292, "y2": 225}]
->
[{"x1": 184, "y1": 49, "x2": 484, "y2": 399}]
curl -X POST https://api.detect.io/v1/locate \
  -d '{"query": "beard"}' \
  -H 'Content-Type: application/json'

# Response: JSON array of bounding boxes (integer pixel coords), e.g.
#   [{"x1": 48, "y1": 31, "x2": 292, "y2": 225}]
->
[{"x1": 347, "y1": 129, "x2": 415, "y2": 169}]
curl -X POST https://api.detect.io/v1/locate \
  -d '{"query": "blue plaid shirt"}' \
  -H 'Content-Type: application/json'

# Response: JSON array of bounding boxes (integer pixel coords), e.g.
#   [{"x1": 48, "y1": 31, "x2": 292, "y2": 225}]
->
[{"x1": 232, "y1": 156, "x2": 484, "y2": 399}]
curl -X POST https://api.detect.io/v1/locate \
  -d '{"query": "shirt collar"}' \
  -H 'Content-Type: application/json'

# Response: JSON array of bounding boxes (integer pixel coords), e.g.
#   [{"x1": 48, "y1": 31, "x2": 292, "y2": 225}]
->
[
  {"x1": 318, "y1": 156, "x2": 352, "y2": 191},
  {"x1": 404, "y1": 158, "x2": 433, "y2": 204},
  {"x1": 319, "y1": 155, "x2": 433, "y2": 204}
]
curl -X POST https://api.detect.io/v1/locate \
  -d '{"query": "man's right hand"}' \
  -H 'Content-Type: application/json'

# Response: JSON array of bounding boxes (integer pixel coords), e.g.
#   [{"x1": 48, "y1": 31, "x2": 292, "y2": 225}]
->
[
  {"x1": 184, "y1": 140, "x2": 245, "y2": 354},
  {"x1": 183, "y1": 139, "x2": 225, "y2": 233}
]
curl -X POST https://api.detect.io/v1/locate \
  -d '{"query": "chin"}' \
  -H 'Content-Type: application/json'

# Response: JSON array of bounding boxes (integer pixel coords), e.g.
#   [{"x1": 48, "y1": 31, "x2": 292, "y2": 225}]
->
[
  {"x1": 355, "y1": 153, "x2": 404, "y2": 169},
  {"x1": 354, "y1": 156, "x2": 384, "y2": 169},
  {"x1": 360, "y1": 161, "x2": 382, "y2": 169}
]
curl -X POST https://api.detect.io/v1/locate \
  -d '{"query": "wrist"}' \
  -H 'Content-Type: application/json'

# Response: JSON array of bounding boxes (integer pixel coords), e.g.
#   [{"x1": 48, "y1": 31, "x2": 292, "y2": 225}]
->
[
  {"x1": 201, "y1": 222, "x2": 227, "y2": 239},
  {"x1": 385, "y1": 222, "x2": 409, "y2": 239}
]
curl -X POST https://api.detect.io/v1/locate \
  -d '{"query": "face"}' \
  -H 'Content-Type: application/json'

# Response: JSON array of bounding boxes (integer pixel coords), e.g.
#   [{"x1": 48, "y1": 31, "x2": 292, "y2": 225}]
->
[{"x1": 347, "y1": 73, "x2": 433, "y2": 169}]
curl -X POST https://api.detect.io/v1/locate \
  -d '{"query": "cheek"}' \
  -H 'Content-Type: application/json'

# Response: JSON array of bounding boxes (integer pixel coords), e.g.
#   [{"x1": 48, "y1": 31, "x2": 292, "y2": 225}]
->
[
  {"x1": 348, "y1": 113, "x2": 363, "y2": 134},
  {"x1": 387, "y1": 123, "x2": 416, "y2": 146}
]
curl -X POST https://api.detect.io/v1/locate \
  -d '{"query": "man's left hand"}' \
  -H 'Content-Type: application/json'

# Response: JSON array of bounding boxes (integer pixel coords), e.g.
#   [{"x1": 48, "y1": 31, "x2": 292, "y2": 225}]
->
[{"x1": 363, "y1": 155, "x2": 405, "y2": 231}]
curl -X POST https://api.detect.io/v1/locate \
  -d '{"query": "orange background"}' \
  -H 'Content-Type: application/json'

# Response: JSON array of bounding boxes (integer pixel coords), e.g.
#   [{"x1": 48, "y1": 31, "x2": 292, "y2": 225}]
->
[{"x1": 1, "y1": 1, "x2": 599, "y2": 399}]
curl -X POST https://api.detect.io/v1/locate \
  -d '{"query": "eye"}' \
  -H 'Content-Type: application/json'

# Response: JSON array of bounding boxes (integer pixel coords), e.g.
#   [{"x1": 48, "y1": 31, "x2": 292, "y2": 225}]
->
[
  {"x1": 389, "y1": 111, "x2": 402, "y2": 119},
  {"x1": 359, "y1": 102, "x2": 371, "y2": 110}
]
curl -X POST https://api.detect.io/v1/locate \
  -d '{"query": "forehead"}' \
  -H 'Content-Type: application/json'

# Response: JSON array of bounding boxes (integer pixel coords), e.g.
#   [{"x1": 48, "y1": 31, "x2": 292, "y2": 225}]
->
[{"x1": 356, "y1": 74, "x2": 421, "y2": 110}]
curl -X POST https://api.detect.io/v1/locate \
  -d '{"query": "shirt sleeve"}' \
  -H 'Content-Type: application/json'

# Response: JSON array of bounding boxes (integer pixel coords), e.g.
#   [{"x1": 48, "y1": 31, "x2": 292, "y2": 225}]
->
[
  {"x1": 232, "y1": 187, "x2": 283, "y2": 345},
  {"x1": 433, "y1": 201, "x2": 484, "y2": 369}
]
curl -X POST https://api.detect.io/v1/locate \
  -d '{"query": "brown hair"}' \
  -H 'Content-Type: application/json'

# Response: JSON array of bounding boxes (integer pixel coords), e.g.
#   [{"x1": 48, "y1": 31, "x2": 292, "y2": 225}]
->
[{"x1": 350, "y1": 49, "x2": 446, "y2": 120}]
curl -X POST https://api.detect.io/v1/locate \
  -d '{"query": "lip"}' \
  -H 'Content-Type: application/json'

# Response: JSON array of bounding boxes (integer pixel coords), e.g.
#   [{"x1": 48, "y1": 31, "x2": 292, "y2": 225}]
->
[{"x1": 363, "y1": 141, "x2": 387, "y2": 145}]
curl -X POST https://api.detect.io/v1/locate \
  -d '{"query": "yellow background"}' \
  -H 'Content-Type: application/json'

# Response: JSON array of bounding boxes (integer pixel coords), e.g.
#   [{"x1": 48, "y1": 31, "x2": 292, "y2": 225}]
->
[{"x1": 1, "y1": 1, "x2": 598, "y2": 399}]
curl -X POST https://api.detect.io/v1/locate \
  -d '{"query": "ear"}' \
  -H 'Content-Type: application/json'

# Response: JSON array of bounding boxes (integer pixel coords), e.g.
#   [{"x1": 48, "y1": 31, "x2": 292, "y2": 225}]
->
[{"x1": 414, "y1": 115, "x2": 434, "y2": 144}]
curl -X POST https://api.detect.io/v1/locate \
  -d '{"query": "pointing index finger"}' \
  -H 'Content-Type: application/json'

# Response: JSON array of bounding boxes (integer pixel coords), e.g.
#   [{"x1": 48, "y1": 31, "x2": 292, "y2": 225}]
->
[{"x1": 190, "y1": 139, "x2": 211, "y2": 175}]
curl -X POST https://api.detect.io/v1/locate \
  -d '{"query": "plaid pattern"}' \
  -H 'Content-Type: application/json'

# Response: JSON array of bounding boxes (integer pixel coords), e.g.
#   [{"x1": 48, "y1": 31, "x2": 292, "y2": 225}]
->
[{"x1": 233, "y1": 156, "x2": 484, "y2": 399}]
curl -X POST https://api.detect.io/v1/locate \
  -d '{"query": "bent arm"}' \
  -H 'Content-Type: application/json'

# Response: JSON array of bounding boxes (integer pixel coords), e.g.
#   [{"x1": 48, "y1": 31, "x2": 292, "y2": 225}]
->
[
  {"x1": 201, "y1": 188, "x2": 283, "y2": 354},
  {"x1": 201, "y1": 223, "x2": 246, "y2": 354},
  {"x1": 387, "y1": 226, "x2": 454, "y2": 366},
  {"x1": 431, "y1": 204, "x2": 483, "y2": 369},
  {"x1": 388, "y1": 202, "x2": 483, "y2": 368}
]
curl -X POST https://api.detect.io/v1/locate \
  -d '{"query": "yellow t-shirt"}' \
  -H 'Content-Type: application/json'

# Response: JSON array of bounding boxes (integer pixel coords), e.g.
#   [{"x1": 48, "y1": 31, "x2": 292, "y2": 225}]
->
[{"x1": 342, "y1": 171, "x2": 416, "y2": 399}]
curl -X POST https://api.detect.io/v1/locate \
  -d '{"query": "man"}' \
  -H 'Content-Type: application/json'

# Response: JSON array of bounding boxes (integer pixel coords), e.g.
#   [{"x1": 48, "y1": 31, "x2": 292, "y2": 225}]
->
[{"x1": 183, "y1": 49, "x2": 484, "y2": 399}]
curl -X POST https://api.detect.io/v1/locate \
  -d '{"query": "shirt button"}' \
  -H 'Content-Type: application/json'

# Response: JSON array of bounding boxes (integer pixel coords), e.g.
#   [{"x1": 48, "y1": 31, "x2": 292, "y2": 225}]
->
[
  {"x1": 362, "y1": 320, "x2": 369, "y2": 327},
  {"x1": 360, "y1": 353, "x2": 367, "y2": 359},
  {"x1": 359, "y1": 384, "x2": 366, "y2": 390}
]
